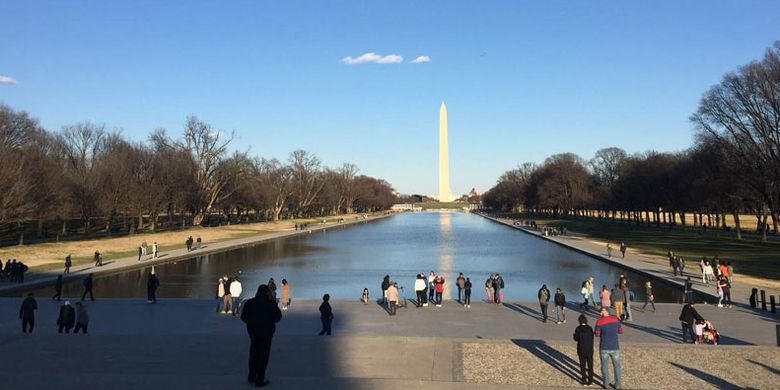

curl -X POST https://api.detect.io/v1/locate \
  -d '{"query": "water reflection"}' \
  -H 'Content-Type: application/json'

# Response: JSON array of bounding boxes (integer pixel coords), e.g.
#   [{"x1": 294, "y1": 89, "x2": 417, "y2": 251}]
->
[{"x1": 40, "y1": 212, "x2": 683, "y2": 302}]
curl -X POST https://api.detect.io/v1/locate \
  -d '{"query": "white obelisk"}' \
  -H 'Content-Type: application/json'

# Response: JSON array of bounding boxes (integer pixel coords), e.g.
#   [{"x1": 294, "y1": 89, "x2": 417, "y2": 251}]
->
[{"x1": 439, "y1": 102, "x2": 455, "y2": 202}]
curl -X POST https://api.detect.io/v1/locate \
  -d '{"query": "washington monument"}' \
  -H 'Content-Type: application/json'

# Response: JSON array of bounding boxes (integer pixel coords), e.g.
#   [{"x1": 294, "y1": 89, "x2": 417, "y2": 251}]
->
[{"x1": 438, "y1": 102, "x2": 455, "y2": 202}]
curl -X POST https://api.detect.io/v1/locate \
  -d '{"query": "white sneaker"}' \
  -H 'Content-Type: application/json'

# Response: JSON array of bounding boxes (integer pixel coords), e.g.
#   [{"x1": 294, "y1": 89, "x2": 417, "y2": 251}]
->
[
  {"x1": 436, "y1": 304, "x2": 441, "y2": 307},
  {"x1": 717, "y1": 304, "x2": 723, "y2": 307}
]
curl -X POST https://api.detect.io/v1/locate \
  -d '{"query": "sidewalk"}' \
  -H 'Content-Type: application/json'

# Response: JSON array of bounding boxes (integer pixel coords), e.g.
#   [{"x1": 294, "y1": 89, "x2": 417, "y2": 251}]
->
[
  {"x1": 0, "y1": 214, "x2": 393, "y2": 295},
  {"x1": 480, "y1": 214, "x2": 780, "y2": 306}
]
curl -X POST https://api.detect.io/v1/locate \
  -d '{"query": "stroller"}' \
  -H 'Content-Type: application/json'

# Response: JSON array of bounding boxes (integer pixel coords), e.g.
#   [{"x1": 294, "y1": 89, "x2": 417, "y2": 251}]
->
[{"x1": 701, "y1": 320, "x2": 719, "y2": 345}]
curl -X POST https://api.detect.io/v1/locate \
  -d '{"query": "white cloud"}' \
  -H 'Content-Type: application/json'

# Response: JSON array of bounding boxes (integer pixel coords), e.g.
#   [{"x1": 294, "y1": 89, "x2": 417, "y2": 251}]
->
[
  {"x1": 411, "y1": 55, "x2": 431, "y2": 64},
  {"x1": 0, "y1": 75, "x2": 18, "y2": 84},
  {"x1": 341, "y1": 52, "x2": 403, "y2": 65}
]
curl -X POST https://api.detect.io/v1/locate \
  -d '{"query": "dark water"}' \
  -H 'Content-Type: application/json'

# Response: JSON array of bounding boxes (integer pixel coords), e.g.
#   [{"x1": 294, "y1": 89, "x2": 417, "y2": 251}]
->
[{"x1": 45, "y1": 212, "x2": 683, "y2": 302}]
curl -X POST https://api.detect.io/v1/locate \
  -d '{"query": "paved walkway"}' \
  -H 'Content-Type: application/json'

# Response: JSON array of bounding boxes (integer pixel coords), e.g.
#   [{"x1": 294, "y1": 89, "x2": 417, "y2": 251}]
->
[
  {"x1": 0, "y1": 214, "x2": 392, "y2": 296},
  {"x1": 480, "y1": 214, "x2": 780, "y2": 306},
  {"x1": 0, "y1": 299, "x2": 777, "y2": 389}
]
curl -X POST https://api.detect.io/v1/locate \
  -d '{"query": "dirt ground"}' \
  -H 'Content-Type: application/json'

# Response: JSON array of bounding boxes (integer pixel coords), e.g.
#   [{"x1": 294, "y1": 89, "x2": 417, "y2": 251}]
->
[{"x1": 0, "y1": 214, "x2": 370, "y2": 270}]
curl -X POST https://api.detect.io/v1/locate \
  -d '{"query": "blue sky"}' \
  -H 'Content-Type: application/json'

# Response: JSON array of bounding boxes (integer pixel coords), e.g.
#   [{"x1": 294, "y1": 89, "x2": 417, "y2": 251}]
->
[{"x1": 2, "y1": 1, "x2": 779, "y2": 196}]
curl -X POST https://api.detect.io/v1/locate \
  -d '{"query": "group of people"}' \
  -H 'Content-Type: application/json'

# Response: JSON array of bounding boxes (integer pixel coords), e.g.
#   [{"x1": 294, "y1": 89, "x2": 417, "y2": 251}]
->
[
  {"x1": 184, "y1": 236, "x2": 202, "y2": 251},
  {"x1": 1, "y1": 259, "x2": 29, "y2": 283},
  {"x1": 18, "y1": 293, "x2": 90, "y2": 334},
  {"x1": 484, "y1": 273, "x2": 505, "y2": 304},
  {"x1": 216, "y1": 275, "x2": 244, "y2": 315},
  {"x1": 573, "y1": 308, "x2": 625, "y2": 388},
  {"x1": 605, "y1": 242, "x2": 627, "y2": 258},
  {"x1": 137, "y1": 241, "x2": 159, "y2": 261}
]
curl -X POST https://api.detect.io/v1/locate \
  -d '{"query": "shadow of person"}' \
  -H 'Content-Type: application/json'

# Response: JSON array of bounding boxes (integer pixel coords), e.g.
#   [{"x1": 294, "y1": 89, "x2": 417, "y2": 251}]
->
[
  {"x1": 746, "y1": 359, "x2": 780, "y2": 376},
  {"x1": 502, "y1": 302, "x2": 545, "y2": 321},
  {"x1": 511, "y1": 339, "x2": 600, "y2": 384},
  {"x1": 374, "y1": 299, "x2": 390, "y2": 314},
  {"x1": 669, "y1": 362, "x2": 746, "y2": 390}
]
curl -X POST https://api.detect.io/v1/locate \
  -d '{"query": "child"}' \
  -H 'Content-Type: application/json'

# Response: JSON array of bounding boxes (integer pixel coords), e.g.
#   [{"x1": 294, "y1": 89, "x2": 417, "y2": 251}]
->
[
  {"x1": 695, "y1": 319, "x2": 705, "y2": 344},
  {"x1": 361, "y1": 288, "x2": 369, "y2": 305}
]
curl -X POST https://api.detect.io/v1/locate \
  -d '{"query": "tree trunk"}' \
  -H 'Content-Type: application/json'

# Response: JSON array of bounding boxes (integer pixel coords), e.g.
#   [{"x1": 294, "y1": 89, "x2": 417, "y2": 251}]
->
[
  {"x1": 733, "y1": 210, "x2": 742, "y2": 240},
  {"x1": 759, "y1": 206, "x2": 768, "y2": 242}
]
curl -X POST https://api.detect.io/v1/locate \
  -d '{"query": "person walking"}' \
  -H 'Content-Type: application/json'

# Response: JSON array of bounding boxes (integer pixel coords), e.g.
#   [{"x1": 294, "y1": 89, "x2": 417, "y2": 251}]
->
[
  {"x1": 573, "y1": 314, "x2": 594, "y2": 387},
  {"x1": 538, "y1": 284, "x2": 550, "y2": 323},
  {"x1": 279, "y1": 279, "x2": 289, "y2": 311},
  {"x1": 318, "y1": 293, "x2": 333, "y2": 335},
  {"x1": 456, "y1": 273, "x2": 466, "y2": 303},
  {"x1": 52, "y1": 274, "x2": 63, "y2": 301},
  {"x1": 641, "y1": 281, "x2": 656, "y2": 312},
  {"x1": 619, "y1": 242, "x2": 626, "y2": 258},
  {"x1": 57, "y1": 301, "x2": 76, "y2": 333},
  {"x1": 463, "y1": 277, "x2": 472, "y2": 308},
  {"x1": 580, "y1": 281, "x2": 590, "y2": 309},
  {"x1": 81, "y1": 274, "x2": 95, "y2": 301},
  {"x1": 485, "y1": 274, "x2": 495, "y2": 303},
  {"x1": 613, "y1": 284, "x2": 625, "y2": 321},
  {"x1": 622, "y1": 284, "x2": 632, "y2": 322},
  {"x1": 679, "y1": 302, "x2": 703, "y2": 344},
  {"x1": 386, "y1": 282, "x2": 399, "y2": 315},
  {"x1": 152, "y1": 242, "x2": 158, "y2": 259},
  {"x1": 147, "y1": 271, "x2": 160, "y2": 304},
  {"x1": 434, "y1": 275, "x2": 445, "y2": 306},
  {"x1": 595, "y1": 308, "x2": 623, "y2": 390},
  {"x1": 494, "y1": 273, "x2": 505, "y2": 303},
  {"x1": 716, "y1": 276, "x2": 725, "y2": 307},
  {"x1": 554, "y1": 287, "x2": 566, "y2": 324},
  {"x1": 64, "y1": 254, "x2": 72, "y2": 274},
  {"x1": 231, "y1": 277, "x2": 244, "y2": 315},
  {"x1": 606, "y1": 243, "x2": 612, "y2": 258},
  {"x1": 186, "y1": 236, "x2": 193, "y2": 251},
  {"x1": 138, "y1": 246, "x2": 143, "y2": 261},
  {"x1": 19, "y1": 293, "x2": 37, "y2": 333},
  {"x1": 94, "y1": 250, "x2": 102, "y2": 267},
  {"x1": 141, "y1": 240, "x2": 148, "y2": 257},
  {"x1": 381, "y1": 275, "x2": 390, "y2": 304},
  {"x1": 241, "y1": 285, "x2": 282, "y2": 387},
  {"x1": 414, "y1": 273, "x2": 427, "y2": 307},
  {"x1": 74, "y1": 302, "x2": 89, "y2": 334}
]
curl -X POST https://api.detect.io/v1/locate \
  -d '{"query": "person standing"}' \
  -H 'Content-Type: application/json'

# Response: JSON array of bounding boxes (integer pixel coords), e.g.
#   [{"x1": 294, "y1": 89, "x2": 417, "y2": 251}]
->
[
  {"x1": 606, "y1": 243, "x2": 612, "y2": 258},
  {"x1": 318, "y1": 293, "x2": 333, "y2": 335},
  {"x1": 147, "y1": 271, "x2": 160, "y2": 304},
  {"x1": 53, "y1": 274, "x2": 63, "y2": 301},
  {"x1": 573, "y1": 314, "x2": 594, "y2": 387},
  {"x1": 94, "y1": 250, "x2": 102, "y2": 267},
  {"x1": 232, "y1": 277, "x2": 244, "y2": 315},
  {"x1": 494, "y1": 273, "x2": 505, "y2": 303},
  {"x1": 595, "y1": 308, "x2": 623, "y2": 390},
  {"x1": 267, "y1": 278, "x2": 277, "y2": 303},
  {"x1": 684, "y1": 277, "x2": 693, "y2": 304},
  {"x1": 619, "y1": 242, "x2": 626, "y2": 258},
  {"x1": 57, "y1": 301, "x2": 76, "y2": 333},
  {"x1": 381, "y1": 275, "x2": 390, "y2": 304},
  {"x1": 622, "y1": 284, "x2": 632, "y2": 322},
  {"x1": 195, "y1": 236, "x2": 202, "y2": 249},
  {"x1": 279, "y1": 279, "x2": 289, "y2": 311},
  {"x1": 613, "y1": 285, "x2": 625, "y2": 321},
  {"x1": 141, "y1": 240, "x2": 148, "y2": 257},
  {"x1": 599, "y1": 285, "x2": 611, "y2": 311},
  {"x1": 720, "y1": 276, "x2": 732, "y2": 308},
  {"x1": 19, "y1": 293, "x2": 37, "y2": 333},
  {"x1": 641, "y1": 281, "x2": 656, "y2": 312},
  {"x1": 222, "y1": 275, "x2": 233, "y2": 314},
  {"x1": 726, "y1": 262, "x2": 734, "y2": 285},
  {"x1": 456, "y1": 273, "x2": 466, "y2": 303},
  {"x1": 587, "y1": 277, "x2": 595, "y2": 308},
  {"x1": 74, "y1": 302, "x2": 89, "y2": 334},
  {"x1": 428, "y1": 271, "x2": 436, "y2": 303},
  {"x1": 152, "y1": 242, "x2": 159, "y2": 259},
  {"x1": 64, "y1": 254, "x2": 72, "y2": 274},
  {"x1": 580, "y1": 281, "x2": 590, "y2": 309},
  {"x1": 485, "y1": 274, "x2": 495, "y2": 303},
  {"x1": 386, "y1": 282, "x2": 399, "y2": 315},
  {"x1": 679, "y1": 302, "x2": 703, "y2": 344},
  {"x1": 414, "y1": 273, "x2": 427, "y2": 307},
  {"x1": 138, "y1": 246, "x2": 143, "y2": 261},
  {"x1": 434, "y1": 275, "x2": 445, "y2": 306},
  {"x1": 463, "y1": 277, "x2": 472, "y2": 308},
  {"x1": 216, "y1": 277, "x2": 226, "y2": 313},
  {"x1": 81, "y1": 274, "x2": 95, "y2": 301},
  {"x1": 554, "y1": 287, "x2": 566, "y2": 324},
  {"x1": 538, "y1": 284, "x2": 550, "y2": 323},
  {"x1": 241, "y1": 285, "x2": 282, "y2": 387},
  {"x1": 186, "y1": 236, "x2": 193, "y2": 251}
]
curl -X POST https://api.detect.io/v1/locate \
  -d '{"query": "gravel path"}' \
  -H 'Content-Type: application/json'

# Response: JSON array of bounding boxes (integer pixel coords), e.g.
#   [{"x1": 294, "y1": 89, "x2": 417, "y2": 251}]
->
[{"x1": 462, "y1": 341, "x2": 780, "y2": 389}]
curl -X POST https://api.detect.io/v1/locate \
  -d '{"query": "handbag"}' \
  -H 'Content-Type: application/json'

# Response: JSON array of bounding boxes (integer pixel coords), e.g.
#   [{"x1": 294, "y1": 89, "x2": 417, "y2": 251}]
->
[{"x1": 649, "y1": 294, "x2": 655, "y2": 302}]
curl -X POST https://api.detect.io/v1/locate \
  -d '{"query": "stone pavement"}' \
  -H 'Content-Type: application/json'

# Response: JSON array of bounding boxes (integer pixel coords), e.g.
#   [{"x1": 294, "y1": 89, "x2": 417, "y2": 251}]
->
[
  {"x1": 481, "y1": 214, "x2": 780, "y2": 306},
  {"x1": 0, "y1": 298, "x2": 777, "y2": 389},
  {"x1": 0, "y1": 214, "x2": 392, "y2": 296}
]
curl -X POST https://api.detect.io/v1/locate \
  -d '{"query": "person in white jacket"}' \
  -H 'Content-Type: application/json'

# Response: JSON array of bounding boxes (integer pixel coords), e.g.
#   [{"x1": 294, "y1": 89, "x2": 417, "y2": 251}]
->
[
  {"x1": 230, "y1": 278, "x2": 243, "y2": 316},
  {"x1": 414, "y1": 273, "x2": 428, "y2": 307}
]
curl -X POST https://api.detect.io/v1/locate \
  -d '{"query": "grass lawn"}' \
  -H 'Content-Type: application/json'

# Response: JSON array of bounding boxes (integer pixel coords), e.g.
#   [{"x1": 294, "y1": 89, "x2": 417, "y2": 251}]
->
[{"x1": 497, "y1": 214, "x2": 780, "y2": 281}]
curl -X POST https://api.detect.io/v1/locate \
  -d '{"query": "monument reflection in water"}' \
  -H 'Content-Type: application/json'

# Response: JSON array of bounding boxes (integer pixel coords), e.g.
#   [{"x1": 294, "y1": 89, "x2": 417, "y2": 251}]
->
[{"x1": 49, "y1": 212, "x2": 682, "y2": 302}]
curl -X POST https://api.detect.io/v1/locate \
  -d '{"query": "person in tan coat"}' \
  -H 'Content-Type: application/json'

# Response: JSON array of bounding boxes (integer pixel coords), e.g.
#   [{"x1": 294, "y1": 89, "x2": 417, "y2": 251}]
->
[
  {"x1": 280, "y1": 279, "x2": 290, "y2": 310},
  {"x1": 386, "y1": 282, "x2": 399, "y2": 316}
]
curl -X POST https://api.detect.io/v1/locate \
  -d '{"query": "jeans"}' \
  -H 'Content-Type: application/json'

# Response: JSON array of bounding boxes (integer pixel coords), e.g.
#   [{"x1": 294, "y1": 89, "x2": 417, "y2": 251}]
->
[
  {"x1": 642, "y1": 299, "x2": 655, "y2": 311},
  {"x1": 22, "y1": 317, "x2": 34, "y2": 333},
  {"x1": 599, "y1": 349, "x2": 621, "y2": 389},
  {"x1": 578, "y1": 354, "x2": 593, "y2": 385},
  {"x1": 540, "y1": 303, "x2": 548, "y2": 321},
  {"x1": 428, "y1": 284, "x2": 435, "y2": 301},
  {"x1": 555, "y1": 305, "x2": 565, "y2": 322},
  {"x1": 233, "y1": 297, "x2": 243, "y2": 314},
  {"x1": 457, "y1": 287, "x2": 463, "y2": 302},
  {"x1": 416, "y1": 290, "x2": 426, "y2": 306},
  {"x1": 319, "y1": 317, "x2": 332, "y2": 335},
  {"x1": 435, "y1": 292, "x2": 442, "y2": 305},
  {"x1": 624, "y1": 301, "x2": 632, "y2": 320},
  {"x1": 464, "y1": 290, "x2": 471, "y2": 305}
]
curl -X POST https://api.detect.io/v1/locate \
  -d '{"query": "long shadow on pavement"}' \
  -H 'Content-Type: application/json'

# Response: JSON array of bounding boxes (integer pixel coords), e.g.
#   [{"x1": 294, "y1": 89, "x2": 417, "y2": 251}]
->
[
  {"x1": 668, "y1": 362, "x2": 747, "y2": 390},
  {"x1": 502, "y1": 302, "x2": 544, "y2": 322},
  {"x1": 511, "y1": 339, "x2": 602, "y2": 385}
]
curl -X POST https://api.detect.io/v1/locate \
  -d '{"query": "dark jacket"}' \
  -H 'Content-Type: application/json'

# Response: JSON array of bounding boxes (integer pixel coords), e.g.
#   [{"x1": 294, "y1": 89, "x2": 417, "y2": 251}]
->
[
  {"x1": 679, "y1": 304, "x2": 703, "y2": 326},
  {"x1": 57, "y1": 305, "x2": 76, "y2": 327},
  {"x1": 495, "y1": 276, "x2": 505, "y2": 289},
  {"x1": 19, "y1": 297, "x2": 37, "y2": 319},
  {"x1": 147, "y1": 275, "x2": 160, "y2": 292},
  {"x1": 55, "y1": 276, "x2": 63, "y2": 292},
  {"x1": 381, "y1": 278, "x2": 390, "y2": 292},
  {"x1": 83, "y1": 276, "x2": 93, "y2": 290},
  {"x1": 319, "y1": 301, "x2": 333, "y2": 319},
  {"x1": 241, "y1": 293, "x2": 282, "y2": 339},
  {"x1": 554, "y1": 292, "x2": 566, "y2": 307},
  {"x1": 573, "y1": 324, "x2": 594, "y2": 357},
  {"x1": 464, "y1": 280, "x2": 472, "y2": 292}
]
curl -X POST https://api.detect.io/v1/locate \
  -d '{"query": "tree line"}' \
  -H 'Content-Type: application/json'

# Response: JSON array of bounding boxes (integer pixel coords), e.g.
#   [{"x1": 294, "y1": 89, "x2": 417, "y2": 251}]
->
[
  {"x1": 483, "y1": 41, "x2": 780, "y2": 242},
  {"x1": 0, "y1": 108, "x2": 396, "y2": 245}
]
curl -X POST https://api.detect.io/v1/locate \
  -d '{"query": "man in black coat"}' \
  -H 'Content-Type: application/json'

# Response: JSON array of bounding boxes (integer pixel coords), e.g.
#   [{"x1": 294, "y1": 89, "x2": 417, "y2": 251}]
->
[
  {"x1": 147, "y1": 272, "x2": 160, "y2": 304},
  {"x1": 81, "y1": 274, "x2": 94, "y2": 301},
  {"x1": 241, "y1": 284, "x2": 282, "y2": 387},
  {"x1": 19, "y1": 293, "x2": 37, "y2": 333},
  {"x1": 679, "y1": 303, "x2": 704, "y2": 343},
  {"x1": 573, "y1": 314, "x2": 594, "y2": 386}
]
